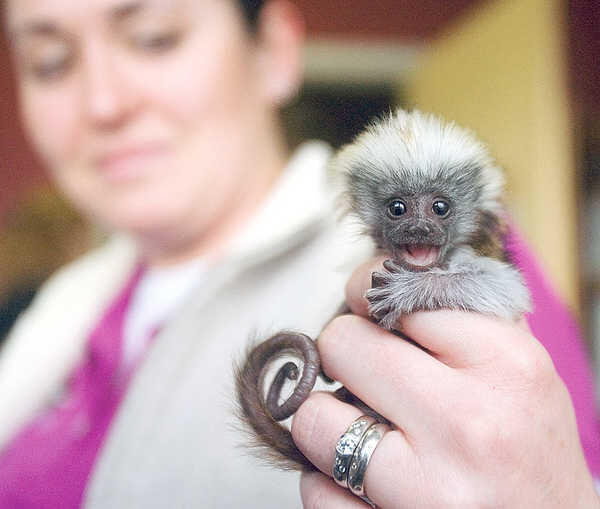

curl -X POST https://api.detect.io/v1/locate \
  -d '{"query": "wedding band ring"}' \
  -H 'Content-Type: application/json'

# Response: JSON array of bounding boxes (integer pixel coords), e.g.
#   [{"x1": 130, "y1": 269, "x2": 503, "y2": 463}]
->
[
  {"x1": 332, "y1": 415, "x2": 376, "y2": 488},
  {"x1": 347, "y1": 422, "x2": 391, "y2": 499}
]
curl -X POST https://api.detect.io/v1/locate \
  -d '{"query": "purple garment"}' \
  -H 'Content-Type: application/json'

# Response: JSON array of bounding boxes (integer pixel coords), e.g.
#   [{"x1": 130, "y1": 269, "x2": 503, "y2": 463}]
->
[
  {"x1": 506, "y1": 228, "x2": 600, "y2": 476},
  {"x1": 0, "y1": 266, "x2": 144, "y2": 509}
]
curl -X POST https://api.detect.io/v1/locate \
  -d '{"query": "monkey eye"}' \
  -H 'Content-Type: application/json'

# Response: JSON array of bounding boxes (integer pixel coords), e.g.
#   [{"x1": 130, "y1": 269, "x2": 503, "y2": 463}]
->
[
  {"x1": 387, "y1": 199, "x2": 406, "y2": 218},
  {"x1": 432, "y1": 200, "x2": 450, "y2": 217}
]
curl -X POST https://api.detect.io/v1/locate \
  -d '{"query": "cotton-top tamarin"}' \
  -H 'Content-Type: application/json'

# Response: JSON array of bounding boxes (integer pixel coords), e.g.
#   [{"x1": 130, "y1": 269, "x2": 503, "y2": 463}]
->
[{"x1": 235, "y1": 109, "x2": 531, "y2": 471}]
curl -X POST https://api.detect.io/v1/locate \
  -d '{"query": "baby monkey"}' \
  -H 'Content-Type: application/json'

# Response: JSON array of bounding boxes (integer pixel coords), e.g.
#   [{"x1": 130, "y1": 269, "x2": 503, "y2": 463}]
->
[{"x1": 235, "y1": 109, "x2": 531, "y2": 471}]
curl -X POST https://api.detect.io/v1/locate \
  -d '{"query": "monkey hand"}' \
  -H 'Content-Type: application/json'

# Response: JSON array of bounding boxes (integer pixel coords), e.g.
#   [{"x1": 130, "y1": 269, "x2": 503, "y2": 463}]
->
[
  {"x1": 366, "y1": 250, "x2": 531, "y2": 330},
  {"x1": 366, "y1": 259, "x2": 414, "y2": 329}
]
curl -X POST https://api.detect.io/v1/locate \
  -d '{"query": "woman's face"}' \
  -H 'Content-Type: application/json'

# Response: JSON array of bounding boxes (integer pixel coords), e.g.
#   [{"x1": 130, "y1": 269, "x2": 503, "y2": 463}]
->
[{"x1": 6, "y1": 0, "x2": 291, "y2": 256}]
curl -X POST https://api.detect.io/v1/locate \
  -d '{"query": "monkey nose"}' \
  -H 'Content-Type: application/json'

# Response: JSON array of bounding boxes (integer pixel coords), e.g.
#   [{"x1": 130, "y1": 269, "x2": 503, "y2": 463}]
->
[{"x1": 408, "y1": 224, "x2": 431, "y2": 236}]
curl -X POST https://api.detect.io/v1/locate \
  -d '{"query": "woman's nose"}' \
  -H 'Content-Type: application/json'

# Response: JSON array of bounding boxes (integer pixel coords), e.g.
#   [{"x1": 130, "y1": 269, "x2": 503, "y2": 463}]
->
[{"x1": 81, "y1": 43, "x2": 137, "y2": 129}]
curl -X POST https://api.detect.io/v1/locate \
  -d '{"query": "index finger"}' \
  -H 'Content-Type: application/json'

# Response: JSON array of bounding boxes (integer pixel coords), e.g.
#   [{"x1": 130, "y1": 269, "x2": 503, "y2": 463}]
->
[
  {"x1": 345, "y1": 256, "x2": 388, "y2": 317},
  {"x1": 300, "y1": 472, "x2": 370, "y2": 509},
  {"x1": 401, "y1": 310, "x2": 538, "y2": 368},
  {"x1": 345, "y1": 257, "x2": 535, "y2": 367}
]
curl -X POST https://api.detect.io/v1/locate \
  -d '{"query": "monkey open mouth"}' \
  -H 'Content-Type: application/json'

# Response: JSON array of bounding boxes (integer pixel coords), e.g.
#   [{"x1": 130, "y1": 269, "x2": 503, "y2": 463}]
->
[{"x1": 395, "y1": 244, "x2": 441, "y2": 271}]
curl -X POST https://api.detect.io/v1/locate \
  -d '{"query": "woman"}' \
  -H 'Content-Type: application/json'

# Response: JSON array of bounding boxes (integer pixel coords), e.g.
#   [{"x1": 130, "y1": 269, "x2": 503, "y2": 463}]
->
[{"x1": 1, "y1": 0, "x2": 598, "y2": 507}]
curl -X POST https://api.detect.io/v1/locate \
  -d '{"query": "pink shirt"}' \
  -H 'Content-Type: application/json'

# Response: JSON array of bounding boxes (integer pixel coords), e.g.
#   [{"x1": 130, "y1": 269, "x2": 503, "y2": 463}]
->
[
  {"x1": 0, "y1": 266, "x2": 144, "y2": 508},
  {"x1": 506, "y1": 229, "x2": 600, "y2": 475},
  {"x1": 0, "y1": 230, "x2": 598, "y2": 508}
]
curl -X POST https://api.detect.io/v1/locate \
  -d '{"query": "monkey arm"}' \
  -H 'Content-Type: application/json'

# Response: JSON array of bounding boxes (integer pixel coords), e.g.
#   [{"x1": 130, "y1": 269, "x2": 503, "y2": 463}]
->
[{"x1": 366, "y1": 248, "x2": 532, "y2": 330}]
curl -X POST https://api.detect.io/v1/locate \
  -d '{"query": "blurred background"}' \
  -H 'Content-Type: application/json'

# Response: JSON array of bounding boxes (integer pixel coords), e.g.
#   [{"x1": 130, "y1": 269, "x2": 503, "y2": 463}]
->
[{"x1": 1, "y1": 0, "x2": 599, "y2": 381}]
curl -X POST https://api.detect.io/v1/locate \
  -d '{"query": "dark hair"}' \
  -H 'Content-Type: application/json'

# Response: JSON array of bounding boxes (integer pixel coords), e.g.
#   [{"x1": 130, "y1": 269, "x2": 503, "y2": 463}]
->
[
  {"x1": 0, "y1": 2, "x2": 266, "y2": 32},
  {"x1": 237, "y1": 0, "x2": 265, "y2": 31}
]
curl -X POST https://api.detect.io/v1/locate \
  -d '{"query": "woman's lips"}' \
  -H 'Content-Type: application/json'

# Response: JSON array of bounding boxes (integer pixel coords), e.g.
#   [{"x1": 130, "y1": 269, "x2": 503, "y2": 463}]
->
[{"x1": 95, "y1": 143, "x2": 169, "y2": 182}]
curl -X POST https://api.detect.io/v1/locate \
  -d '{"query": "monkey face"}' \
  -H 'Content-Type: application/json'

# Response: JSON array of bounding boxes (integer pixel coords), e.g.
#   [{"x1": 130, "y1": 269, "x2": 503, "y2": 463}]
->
[
  {"x1": 345, "y1": 167, "x2": 488, "y2": 272},
  {"x1": 333, "y1": 110, "x2": 507, "y2": 270},
  {"x1": 381, "y1": 192, "x2": 451, "y2": 271}
]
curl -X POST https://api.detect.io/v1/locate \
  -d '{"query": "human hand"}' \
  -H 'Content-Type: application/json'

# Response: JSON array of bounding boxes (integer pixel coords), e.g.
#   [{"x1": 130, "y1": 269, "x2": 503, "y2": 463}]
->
[{"x1": 292, "y1": 257, "x2": 600, "y2": 508}]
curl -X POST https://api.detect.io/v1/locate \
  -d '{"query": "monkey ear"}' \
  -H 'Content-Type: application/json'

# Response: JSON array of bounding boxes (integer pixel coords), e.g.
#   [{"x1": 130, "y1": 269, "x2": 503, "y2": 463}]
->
[{"x1": 254, "y1": 0, "x2": 306, "y2": 106}]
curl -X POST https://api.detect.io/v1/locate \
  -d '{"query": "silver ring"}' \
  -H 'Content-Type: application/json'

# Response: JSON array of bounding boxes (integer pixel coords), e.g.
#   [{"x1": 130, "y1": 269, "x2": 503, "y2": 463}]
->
[
  {"x1": 347, "y1": 422, "x2": 391, "y2": 499},
  {"x1": 332, "y1": 415, "x2": 376, "y2": 488}
]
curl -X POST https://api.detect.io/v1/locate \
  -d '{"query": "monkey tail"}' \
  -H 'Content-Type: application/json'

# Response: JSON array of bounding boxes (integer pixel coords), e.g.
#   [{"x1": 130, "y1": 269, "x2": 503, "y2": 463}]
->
[{"x1": 234, "y1": 331, "x2": 321, "y2": 471}]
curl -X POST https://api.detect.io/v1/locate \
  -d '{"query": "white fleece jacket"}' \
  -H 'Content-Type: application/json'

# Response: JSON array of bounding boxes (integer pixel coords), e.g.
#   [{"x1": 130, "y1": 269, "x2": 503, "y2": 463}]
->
[{"x1": 0, "y1": 142, "x2": 373, "y2": 508}]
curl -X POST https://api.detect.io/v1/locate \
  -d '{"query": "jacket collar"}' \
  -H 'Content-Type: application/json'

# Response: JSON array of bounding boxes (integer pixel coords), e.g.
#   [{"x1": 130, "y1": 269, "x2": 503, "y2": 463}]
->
[{"x1": 226, "y1": 141, "x2": 334, "y2": 264}]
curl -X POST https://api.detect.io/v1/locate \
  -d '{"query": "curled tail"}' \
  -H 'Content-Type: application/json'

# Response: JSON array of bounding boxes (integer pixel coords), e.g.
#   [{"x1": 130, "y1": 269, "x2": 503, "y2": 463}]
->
[{"x1": 234, "y1": 331, "x2": 321, "y2": 471}]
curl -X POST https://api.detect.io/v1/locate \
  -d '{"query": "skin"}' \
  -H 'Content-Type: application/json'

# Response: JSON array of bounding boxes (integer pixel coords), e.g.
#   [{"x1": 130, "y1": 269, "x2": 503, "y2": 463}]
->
[
  {"x1": 5, "y1": 0, "x2": 304, "y2": 265},
  {"x1": 294, "y1": 257, "x2": 600, "y2": 508}
]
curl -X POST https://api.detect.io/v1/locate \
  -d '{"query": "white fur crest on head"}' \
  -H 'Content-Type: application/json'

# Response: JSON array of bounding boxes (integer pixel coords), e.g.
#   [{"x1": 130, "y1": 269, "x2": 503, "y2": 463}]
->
[{"x1": 329, "y1": 108, "x2": 506, "y2": 216}]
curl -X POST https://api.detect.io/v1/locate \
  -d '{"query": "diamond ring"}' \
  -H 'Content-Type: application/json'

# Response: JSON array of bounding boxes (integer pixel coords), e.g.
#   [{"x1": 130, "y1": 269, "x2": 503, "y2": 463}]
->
[{"x1": 332, "y1": 415, "x2": 376, "y2": 488}]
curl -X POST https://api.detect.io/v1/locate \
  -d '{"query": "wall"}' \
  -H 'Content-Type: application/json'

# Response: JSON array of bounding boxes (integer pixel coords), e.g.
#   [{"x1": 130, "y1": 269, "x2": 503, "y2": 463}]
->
[
  {"x1": 407, "y1": 0, "x2": 579, "y2": 309},
  {"x1": 0, "y1": 35, "x2": 46, "y2": 223},
  {"x1": 0, "y1": 0, "x2": 488, "y2": 223},
  {"x1": 294, "y1": 0, "x2": 484, "y2": 40}
]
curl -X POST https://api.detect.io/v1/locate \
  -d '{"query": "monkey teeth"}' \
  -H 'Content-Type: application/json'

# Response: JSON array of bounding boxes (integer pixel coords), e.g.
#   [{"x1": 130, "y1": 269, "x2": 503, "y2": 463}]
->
[{"x1": 402, "y1": 245, "x2": 440, "y2": 268}]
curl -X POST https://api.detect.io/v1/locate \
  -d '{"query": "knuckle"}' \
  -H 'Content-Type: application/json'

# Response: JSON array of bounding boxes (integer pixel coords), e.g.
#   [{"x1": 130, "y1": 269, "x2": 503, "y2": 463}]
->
[
  {"x1": 449, "y1": 400, "x2": 511, "y2": 460},
  {"x1": 291, "y1": 392, "x2": 328, "y2": 449},
  {"x1": 460, "y1": 411, "x2": 502, "y2": 453},
  {"x1": 453, "y1": 402, "x2": 530, "y2": 468},
  {"x1": 441, "y1": 486, "x2": 494, "y2": 509},
  {"x1": 509, "y1": 342, "x2": 556, "y2": 389},
  {"x1": 318, "y1": 314, "x2": 361, "y2": 362},
  {"x1": 300, "y1": 477, "x2": 331, "y2": 509}
]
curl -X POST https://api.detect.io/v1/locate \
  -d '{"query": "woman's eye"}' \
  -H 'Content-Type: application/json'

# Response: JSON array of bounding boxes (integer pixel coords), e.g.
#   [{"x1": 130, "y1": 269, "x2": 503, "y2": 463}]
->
[
  {"x1": 19, "y1": 41, "x2": 73, "y2": 83},
  {"x1": 432, "y1": 200, "x2": 451, "y2": 217},
  {"x1": 387, "y1": 199, "x2": 407, "y2": 218},
  {"x1": 30, "y1": 54, "x2": 72, "y2": 82},
  {"x1": 131, "y1": 31, "x2": 182, "y2": 53}
]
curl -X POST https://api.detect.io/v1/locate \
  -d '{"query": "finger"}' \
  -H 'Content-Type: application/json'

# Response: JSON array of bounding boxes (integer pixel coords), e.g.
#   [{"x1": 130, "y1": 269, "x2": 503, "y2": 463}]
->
[
  {"x1": 344, "y1": 256, "x2": 536, "y2": 368},
  {"x1": 318, "y1": 314, "x2": 451, "y2": 429},
  {"x1": 300, "y1": 471, "x2": 370, "y2": 508},
  {"x1": 400, "y1": 310, "x2": 539, "y2": 369},
  {"x1": 517, "y1": 315, "x2": 533, "y2": 333},
  {"x1": 292, "y1": 392, "x2": 424, "y2": 509},
  {"x1": 345, "y1": 256, "x2": 388, "y2": 317},
  {"x1": 292, "y1": 392, "x2": 365, "y2": 473}
]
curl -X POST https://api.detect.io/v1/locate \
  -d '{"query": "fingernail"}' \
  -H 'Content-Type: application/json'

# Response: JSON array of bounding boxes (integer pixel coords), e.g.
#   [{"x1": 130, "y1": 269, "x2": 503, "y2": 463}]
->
[
  {"x1": 371, "y1": 272, "x2": 386, "y2": 288},
  {"x1": 383, "y1": 259, "x2": 396, "y2": 272}
]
